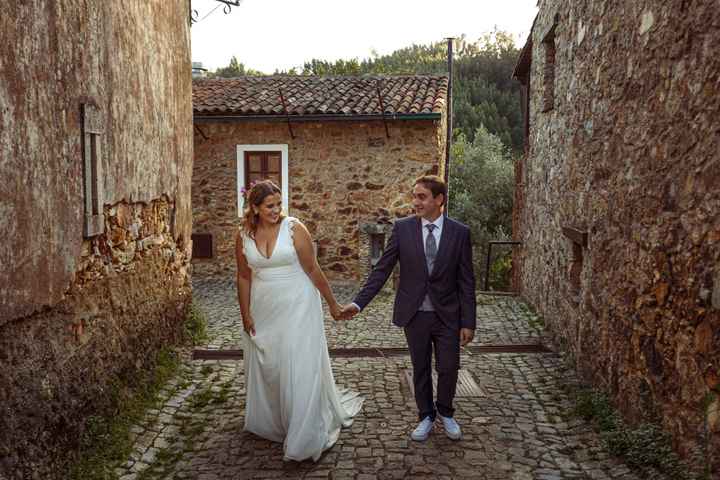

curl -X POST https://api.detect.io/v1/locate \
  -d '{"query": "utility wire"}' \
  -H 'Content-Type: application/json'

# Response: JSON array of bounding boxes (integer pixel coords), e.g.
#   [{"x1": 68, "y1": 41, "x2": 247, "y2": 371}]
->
[{"x1": 197, "y1": 3, "x2": 222, "y2": 23}]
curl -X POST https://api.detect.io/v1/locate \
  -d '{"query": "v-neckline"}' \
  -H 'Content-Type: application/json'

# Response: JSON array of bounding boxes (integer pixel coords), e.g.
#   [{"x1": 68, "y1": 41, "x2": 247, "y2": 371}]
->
[{"x1": 253, "y1": 218, "x2": 285, "y2": 260}]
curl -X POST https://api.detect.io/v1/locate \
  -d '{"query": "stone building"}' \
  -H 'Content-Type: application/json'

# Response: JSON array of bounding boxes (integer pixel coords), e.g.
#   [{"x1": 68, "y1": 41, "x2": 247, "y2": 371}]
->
[
  {"x1": 513, "y1": 0, "x2": 719, "y2": 473},
  {"x1": 192, "y1": 75, "x2": 448, "y2": 281},
  {"x1": 0, "y1": 3, "x2": 193, "y2": 477}
]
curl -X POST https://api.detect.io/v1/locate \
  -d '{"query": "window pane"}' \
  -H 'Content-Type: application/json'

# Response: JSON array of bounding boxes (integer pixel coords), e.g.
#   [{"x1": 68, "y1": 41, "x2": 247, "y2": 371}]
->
[
  {"x1": 243, "y1": 151, "x2": 283, "y2": 191},
  {"x1": 246, "y1": 153, "x2": 263, "y2": 171},
  {"x1": 247, "y1": 172, "x2": 264, "y2": 187},
  {"x1": 268, "y1": 153, "x2": 281, "y2": 172}
]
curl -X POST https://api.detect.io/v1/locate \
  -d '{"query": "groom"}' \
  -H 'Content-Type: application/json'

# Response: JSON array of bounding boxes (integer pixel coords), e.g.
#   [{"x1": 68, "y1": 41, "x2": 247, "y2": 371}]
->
[{"x1": 341, "y1": 175, "x2": 476, "y2": 441}]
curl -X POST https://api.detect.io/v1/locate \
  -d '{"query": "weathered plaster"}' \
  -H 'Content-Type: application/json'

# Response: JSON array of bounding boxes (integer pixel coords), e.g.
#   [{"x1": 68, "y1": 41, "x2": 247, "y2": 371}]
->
[
  {"x1": 0, "y1": 1, "x2": 193, "y2": 324},
  {"x1": 0, "y1": 1, "x2": 193, "y2": 476}
]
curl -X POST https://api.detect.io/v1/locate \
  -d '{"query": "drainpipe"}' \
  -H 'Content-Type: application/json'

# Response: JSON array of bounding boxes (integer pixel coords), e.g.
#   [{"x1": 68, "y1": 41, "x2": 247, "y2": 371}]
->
[{"x1": 444, "y1": 37, "x2": 454, "y2": 207}]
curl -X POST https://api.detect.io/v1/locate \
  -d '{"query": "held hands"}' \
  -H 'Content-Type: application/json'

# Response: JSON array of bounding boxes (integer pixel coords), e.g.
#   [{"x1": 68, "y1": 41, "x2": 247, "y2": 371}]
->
[
  {"x1": 341, "y1": 304, "x2": 360, "y2": 320},
  {"x1": 460, "y1": 328, "x2": 474, "y2": 346},
  {"x1": 329, "y1": 303, "x2": 343, "y2": 321},
  {"x1": 330, "y1": 303, "x2": 360, "y2": 321},
  {"x1": 242, "y1": 315, "x2": 256, "y2": 336},
  {"x1": 342, "y1": 304, "x2": 360, "y2": 320}
]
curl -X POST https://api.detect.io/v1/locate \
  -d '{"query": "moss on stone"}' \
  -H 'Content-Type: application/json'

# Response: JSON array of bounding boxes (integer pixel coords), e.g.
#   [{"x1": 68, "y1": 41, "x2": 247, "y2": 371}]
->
[{"x1": 66, "y1": 348, "x2": 181, "y2": 480}]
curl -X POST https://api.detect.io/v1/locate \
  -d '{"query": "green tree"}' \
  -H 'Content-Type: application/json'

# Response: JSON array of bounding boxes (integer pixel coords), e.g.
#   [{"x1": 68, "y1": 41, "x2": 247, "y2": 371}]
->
[
  {"x1": 212, "y1": 56, "x2": 265, "y2": 78},
  {"x1": 448, "y1": 126, "x2": 515, "y2": 289},
  {"x1": 301, "y1": 58, "x2": 362, "y2": 75},
  {"x1": 452, "y1": 31, "x2": 524, "y2": 150}
]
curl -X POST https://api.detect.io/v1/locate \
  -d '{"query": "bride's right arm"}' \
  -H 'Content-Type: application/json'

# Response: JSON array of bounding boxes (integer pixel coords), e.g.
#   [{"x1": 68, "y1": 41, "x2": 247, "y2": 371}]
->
[
  {"x1": 291, "y1": 220, "x2": 342, "y2": 319},
  {"x1": 235, "y1": 231, "x2": 254, "y2": 334}
]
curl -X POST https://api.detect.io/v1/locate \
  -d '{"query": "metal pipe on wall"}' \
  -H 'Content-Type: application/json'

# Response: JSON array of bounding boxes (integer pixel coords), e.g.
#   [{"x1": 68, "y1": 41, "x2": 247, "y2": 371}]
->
[{"x1": 444, "y1": 37, "x2": 454, "y2": 206}]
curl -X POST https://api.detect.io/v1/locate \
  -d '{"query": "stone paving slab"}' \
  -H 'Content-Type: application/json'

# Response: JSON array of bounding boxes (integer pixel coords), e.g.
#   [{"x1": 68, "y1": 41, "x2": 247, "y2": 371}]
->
[
  {"x1": 192, "y1": 277, "x2": 543, "y2": 350},
  {"x1": 112, "y1": 276, "x2": 668, "y2": 479},
  {"x1": 116, "y1": 354, "x2": 656, "y2": 480}
]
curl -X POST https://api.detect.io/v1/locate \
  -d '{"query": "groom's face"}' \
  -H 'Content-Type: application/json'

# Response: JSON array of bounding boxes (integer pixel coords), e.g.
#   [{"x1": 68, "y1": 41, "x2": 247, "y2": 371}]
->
[{"x1": 412, "y1": 183, "x2": 443, "y2": 221}]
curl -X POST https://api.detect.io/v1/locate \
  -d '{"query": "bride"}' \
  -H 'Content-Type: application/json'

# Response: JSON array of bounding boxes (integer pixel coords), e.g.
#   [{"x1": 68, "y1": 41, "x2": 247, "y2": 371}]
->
[{"x1": 234, "y1": 180, "x2": 363, "y2": 462}]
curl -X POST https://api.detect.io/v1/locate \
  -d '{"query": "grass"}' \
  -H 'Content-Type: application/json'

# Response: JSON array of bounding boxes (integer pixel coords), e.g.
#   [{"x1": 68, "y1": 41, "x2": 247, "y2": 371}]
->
[
  {"x1": 66, "y1": 302, "x2": 210, "y2": 479},
  {"x1": 516, "y1": 300, "x2": 545, "y2": 331},
  {"x1": 187, "y1": 387, "x2": 215, "y2": 410},
  {"x1": 187, "y1": 378, "x2": 234, "y2": 411},
  {"x1": 130, "y1": 377, "x2": 234, "y2": 480},
  {"x1": 569, "y1": 386, "x2": 701, "y2": 479},
  {"x1": 66, "y1": 348, "x2": 181, "y2": 480},
  {"x1": 184, "y1": 302, "x2": 209, "y2": 345}
]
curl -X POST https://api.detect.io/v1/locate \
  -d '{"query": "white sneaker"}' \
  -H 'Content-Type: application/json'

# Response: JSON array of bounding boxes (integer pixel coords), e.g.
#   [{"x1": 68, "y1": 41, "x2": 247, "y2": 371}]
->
[
  {"x1": 439, "y1": 414, "x2": 462, "y2": 440},
  {"x1": 410, "y1": 416, "x2": 434, "y2": 441}
]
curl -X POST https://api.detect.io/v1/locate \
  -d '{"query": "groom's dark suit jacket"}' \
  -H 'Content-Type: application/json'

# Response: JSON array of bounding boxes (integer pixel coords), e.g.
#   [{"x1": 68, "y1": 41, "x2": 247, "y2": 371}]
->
[{"x1": 354, "y1": 215, "x2": 476, "y2": 330}]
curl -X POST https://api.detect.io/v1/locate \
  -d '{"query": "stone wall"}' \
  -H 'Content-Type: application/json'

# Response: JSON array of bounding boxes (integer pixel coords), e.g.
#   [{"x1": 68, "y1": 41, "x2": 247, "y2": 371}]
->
[
  {"x1": 0, "y1": 198, "x2": 191, "y2": 477},
  {"x1": 0, "y1": 1, "x2": 193, "y2": 323},
  {"x1": 192, "y1": 118, "x2": 446, "y2": 281},
  {"x1": 516, "y1": 0, "x2": 719, "y2": 472},
  {"x1": 0, "y1": 2, "x2": 192, "y2": 477}
]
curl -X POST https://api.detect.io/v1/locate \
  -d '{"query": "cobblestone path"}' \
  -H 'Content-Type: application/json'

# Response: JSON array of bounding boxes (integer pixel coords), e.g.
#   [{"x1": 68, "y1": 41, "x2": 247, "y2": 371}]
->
[
  {"x1": 115, "y1": 277, "x2": 651, "y2": 480},
  {"x1": 192, "y1": 278, "x2": 543, "y2": 350}
]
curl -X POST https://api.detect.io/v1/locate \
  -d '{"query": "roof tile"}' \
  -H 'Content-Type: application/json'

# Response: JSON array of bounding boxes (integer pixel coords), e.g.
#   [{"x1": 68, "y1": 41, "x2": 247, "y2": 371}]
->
[{"x1": 193, "y1": 75, "x2": 448, "y2": 117}]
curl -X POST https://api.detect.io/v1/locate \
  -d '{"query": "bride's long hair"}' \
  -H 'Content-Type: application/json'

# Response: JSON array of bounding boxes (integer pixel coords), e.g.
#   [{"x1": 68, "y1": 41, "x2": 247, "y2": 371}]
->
[{"x1": 241, "y1": 180, "x2": 285, "y2": 239}]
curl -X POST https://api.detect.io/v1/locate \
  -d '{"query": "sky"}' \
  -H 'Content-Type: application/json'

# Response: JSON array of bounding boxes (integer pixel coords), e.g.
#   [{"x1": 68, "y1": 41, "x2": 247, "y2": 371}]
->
[{"x1": 190, "y1": 0, "x2": 539, "y2": 73}]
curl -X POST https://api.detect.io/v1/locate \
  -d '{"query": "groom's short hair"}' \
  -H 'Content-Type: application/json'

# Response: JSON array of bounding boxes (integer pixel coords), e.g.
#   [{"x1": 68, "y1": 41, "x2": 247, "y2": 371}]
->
[{"x1": 414, "y1": 175, "x2": 447, "y2": 205}]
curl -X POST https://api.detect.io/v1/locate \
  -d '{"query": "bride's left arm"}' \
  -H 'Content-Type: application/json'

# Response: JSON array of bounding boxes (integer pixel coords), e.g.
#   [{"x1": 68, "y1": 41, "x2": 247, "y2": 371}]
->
[{"x1": 292, "y1": 220, "x2": 342, "y2": 319}]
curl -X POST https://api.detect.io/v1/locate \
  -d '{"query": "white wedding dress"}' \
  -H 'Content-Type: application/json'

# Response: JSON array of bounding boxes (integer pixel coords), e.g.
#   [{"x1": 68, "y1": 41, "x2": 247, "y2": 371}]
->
[{"x1": 240, "y1": 216, "x2": 363, "y2": 462}]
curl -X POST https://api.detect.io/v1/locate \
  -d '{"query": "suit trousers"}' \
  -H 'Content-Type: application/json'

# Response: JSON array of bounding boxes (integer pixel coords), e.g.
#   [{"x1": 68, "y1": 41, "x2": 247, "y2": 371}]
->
[{"x1": 403, "y1": 311, "x2": 460, "y2": 420}]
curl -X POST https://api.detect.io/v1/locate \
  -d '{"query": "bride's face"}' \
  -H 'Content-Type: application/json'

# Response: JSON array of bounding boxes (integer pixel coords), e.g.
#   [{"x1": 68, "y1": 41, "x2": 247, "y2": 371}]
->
[{"x1": 254, "y1": 193, "x2": 282, "y2": 225}]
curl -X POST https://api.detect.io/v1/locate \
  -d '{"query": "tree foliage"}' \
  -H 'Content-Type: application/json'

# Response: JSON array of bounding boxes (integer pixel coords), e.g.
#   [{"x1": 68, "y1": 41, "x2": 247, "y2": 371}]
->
[
  {"x1": 211, "y1": 56, "x2": 264, "y2": 78},
  {"x1": 448, "y1": 127, "x2": 515, "y2": 288}
]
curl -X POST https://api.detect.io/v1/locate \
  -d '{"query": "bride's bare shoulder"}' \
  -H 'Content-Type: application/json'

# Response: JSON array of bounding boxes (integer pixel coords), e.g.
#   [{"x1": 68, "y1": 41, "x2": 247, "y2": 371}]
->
[
  {"x1": 235, "y1": 227, "x2": 249, "y2": 252},
  {"x1": 287, "y1": 217, "x2": 311, "y2": 241},
  {"x1": 287, "y1": 216, "x2": 304, "y2": 231}
]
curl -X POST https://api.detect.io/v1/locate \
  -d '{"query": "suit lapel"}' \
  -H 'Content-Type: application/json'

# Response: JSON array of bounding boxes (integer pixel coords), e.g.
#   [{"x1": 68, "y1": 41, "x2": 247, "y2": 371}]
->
[
  {"x1": 414, "y1": 216, "x2": 430, "y2": 278},
  {"x1": 430, "y1": 217, "x2": 453, "y2": 279}
]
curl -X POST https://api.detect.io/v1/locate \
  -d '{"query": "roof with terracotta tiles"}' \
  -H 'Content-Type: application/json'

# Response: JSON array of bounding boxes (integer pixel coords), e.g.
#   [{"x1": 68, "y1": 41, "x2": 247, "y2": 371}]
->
[{"x1": 192, "y1": 75, "x2": 448, "y2": 118}]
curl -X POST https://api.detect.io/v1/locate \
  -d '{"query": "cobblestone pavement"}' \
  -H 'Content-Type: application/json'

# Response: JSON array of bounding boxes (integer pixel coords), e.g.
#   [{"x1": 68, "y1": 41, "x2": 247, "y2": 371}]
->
[
  {"x1": 114, "y1": 276, "x2": 657, "y2": 480},
  {"x1": 192, "y1": 277, "x2": 543, "y2": 350}
]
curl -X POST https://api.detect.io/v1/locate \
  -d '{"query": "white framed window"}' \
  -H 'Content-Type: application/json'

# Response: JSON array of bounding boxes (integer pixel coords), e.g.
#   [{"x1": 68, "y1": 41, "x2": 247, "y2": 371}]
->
[{"x1": 236, "y1": 144, "x2": 289, "y2": 216}]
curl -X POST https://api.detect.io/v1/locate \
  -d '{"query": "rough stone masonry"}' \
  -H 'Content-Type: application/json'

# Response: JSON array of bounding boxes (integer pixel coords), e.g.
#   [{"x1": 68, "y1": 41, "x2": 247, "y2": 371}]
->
[
  {"x1": 514, "y1": 0, "x2": 719, "y2": 474},
  {"x1": 192, "y1": 118, "x2": 446, "y2": 281},
  {"x1": 0, "y1": 2, "x2": 193, "y2": 477}
]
